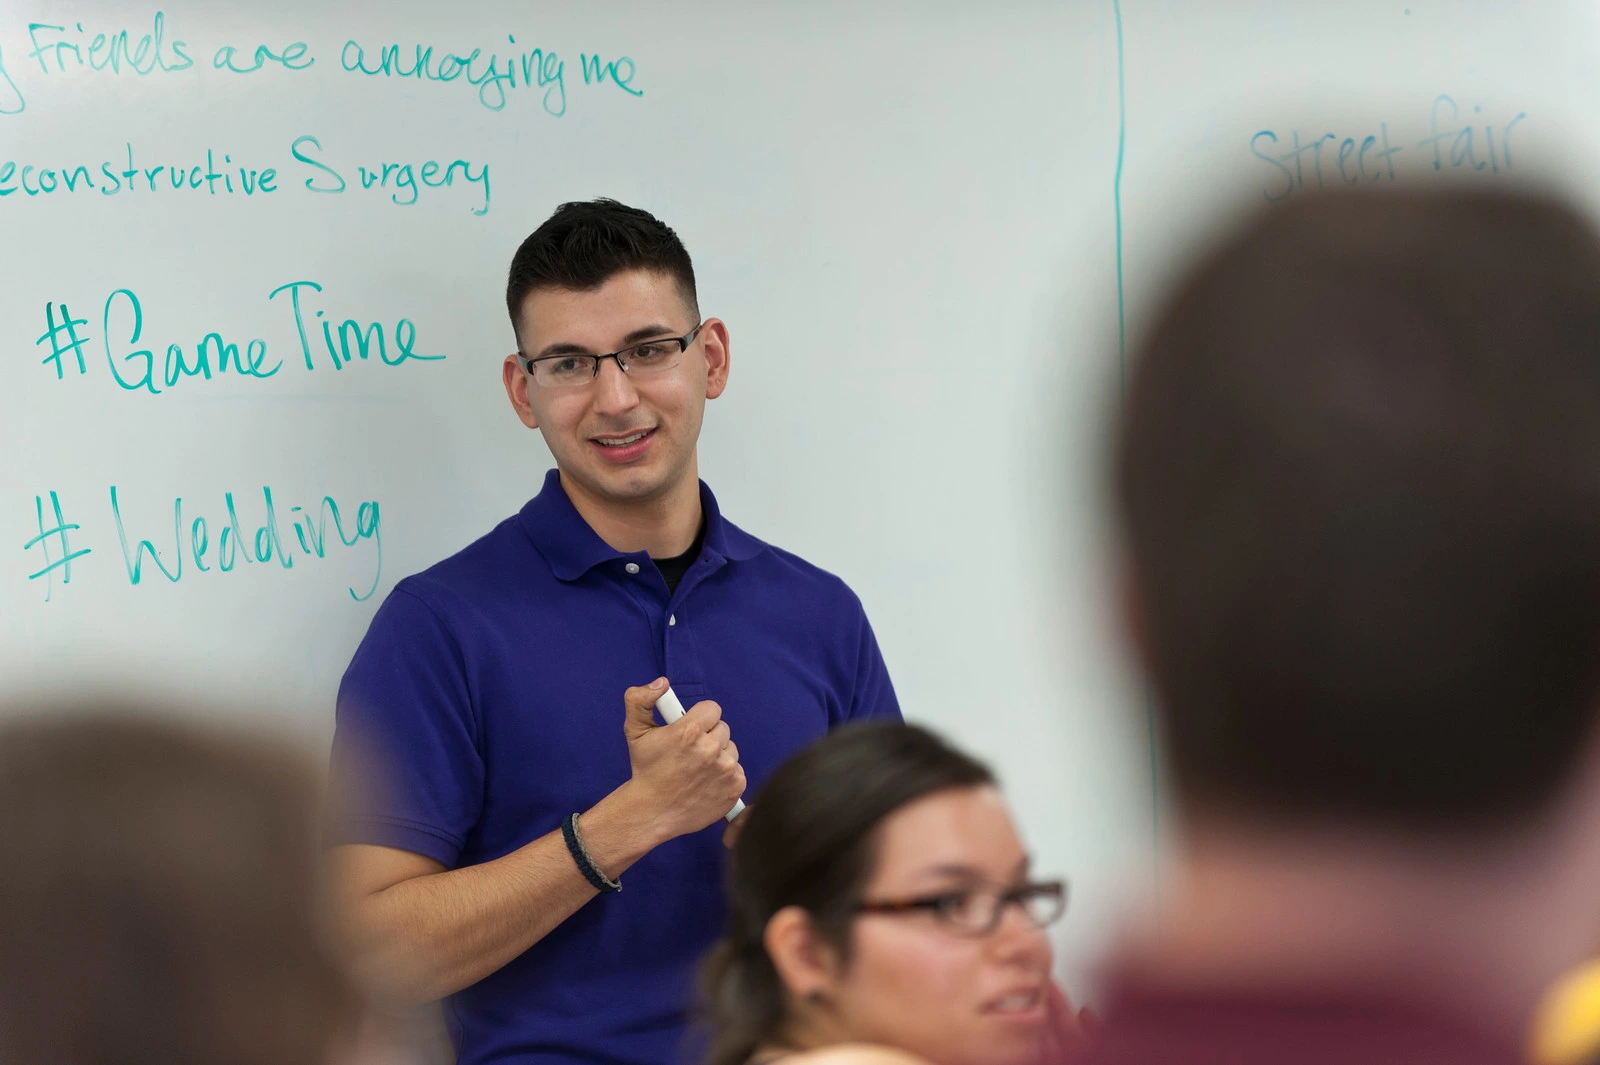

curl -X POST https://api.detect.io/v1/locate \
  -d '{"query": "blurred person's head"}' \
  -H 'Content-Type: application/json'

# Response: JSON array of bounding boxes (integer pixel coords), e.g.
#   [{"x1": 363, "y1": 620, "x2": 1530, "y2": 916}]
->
[
  {"x1": 1114, "y1": 185, "x2": 1600, "y2": 1030},
  {"x1": 0, "y1": 710, "x2": 358, "y2": 1065},
  {"x1": 700, "y1": 723, "x2": 1062, "y2": 1065}
]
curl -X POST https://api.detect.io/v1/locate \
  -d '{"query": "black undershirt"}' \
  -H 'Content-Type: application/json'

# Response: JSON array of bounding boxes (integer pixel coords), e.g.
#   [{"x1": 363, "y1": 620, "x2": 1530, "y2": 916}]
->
[{"x1": 651, "y1": 518, "x2": 706, "y2": 594}]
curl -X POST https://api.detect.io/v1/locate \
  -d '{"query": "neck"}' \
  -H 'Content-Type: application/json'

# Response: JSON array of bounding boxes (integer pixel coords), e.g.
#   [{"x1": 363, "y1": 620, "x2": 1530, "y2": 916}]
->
[
  {"x1": 1119, "y1": 816, "x2": 1600, "y2": 1047},
  {"x1": 558, "y1": 461, "x2": 704, "y2": 558}
]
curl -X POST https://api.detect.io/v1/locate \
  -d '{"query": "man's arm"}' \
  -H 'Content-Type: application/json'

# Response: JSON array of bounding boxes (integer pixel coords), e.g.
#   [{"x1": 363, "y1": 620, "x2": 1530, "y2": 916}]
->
[
  {"x1": 333, "y1": 779, "x2": 662, "y2": 1008},
  {"x1": 331, "y1": 680, "x2": 745, "y2": 1009}
]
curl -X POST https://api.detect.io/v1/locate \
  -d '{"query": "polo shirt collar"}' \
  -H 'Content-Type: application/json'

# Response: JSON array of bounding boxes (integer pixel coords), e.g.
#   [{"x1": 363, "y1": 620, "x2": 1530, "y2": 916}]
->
[{"x1": 519, "y1": 467, "x2": 764, "y2": 582}]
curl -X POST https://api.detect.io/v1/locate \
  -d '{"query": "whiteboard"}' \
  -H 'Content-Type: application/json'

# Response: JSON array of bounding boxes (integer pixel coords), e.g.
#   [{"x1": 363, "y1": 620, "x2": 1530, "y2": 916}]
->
[{"x1": 3, "y1": 0, "x2": 1586, "y2": 995}]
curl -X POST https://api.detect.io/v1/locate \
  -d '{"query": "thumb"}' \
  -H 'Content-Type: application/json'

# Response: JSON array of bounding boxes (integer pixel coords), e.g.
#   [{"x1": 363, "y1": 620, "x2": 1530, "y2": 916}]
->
[{"x1": 623, "y1": 678, "x2": 670, "y2": 740}]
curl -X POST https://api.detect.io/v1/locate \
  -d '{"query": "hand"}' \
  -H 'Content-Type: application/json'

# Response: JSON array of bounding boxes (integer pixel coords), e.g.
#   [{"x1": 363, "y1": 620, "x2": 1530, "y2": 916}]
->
[
  {"x1": 1039, "y1": 981, "x2": 1096, "y2": 1061},
  {"x1": 621, "y1": 678, "x2": 747, "y2": 843}
]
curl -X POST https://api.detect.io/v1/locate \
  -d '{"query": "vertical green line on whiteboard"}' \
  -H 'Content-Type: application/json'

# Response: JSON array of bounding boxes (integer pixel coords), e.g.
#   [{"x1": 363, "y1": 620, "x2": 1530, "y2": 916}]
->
[
  {"x1": 1110, "y1": 0, "x2": 1159, "y2": 865},
  {"x1": 1113, "y1": 0, "x2": 1127, "y2": 396}
]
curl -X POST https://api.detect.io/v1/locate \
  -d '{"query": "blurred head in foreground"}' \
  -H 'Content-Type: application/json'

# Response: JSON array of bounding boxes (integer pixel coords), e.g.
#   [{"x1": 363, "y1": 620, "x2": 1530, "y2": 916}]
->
[
  {"x1": 701, "y1": 723, "x2": 1065, "y2": 1065},
  {"x1": 1113, "y1": 185, "x2": 1600, "y2": 1041},
  {"x1": 0, "y1": 710, "x2": 357, "y2": 1065}
]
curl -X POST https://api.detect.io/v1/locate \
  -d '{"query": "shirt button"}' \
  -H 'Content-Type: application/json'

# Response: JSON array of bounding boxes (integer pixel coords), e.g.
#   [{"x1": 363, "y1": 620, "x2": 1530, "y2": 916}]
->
[
  {"x1": 669, "y1": 615, "x2": 677, "y2": 626},
  {"x1": 624, "y1": 562, "x2": 641, "y2": 575}
]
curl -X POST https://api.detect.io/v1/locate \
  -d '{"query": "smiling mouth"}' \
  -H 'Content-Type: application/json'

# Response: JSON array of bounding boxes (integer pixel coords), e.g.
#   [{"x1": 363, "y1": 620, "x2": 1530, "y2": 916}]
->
[
  {"x1": 986, "y1": 989, "x2": 1043, "y2": 1015},
  {"x1": 592, "y1": 429, "x2": 654, "y2": 448}
]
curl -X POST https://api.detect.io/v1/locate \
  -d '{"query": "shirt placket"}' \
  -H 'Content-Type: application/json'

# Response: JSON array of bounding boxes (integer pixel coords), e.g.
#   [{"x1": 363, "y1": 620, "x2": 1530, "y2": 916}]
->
[
  {"x1": 660, "y1": 552, "x2": 726, "y2": 708},
  {"x1": 616, "y1": 554, "x2": 714, "y2": 709}
]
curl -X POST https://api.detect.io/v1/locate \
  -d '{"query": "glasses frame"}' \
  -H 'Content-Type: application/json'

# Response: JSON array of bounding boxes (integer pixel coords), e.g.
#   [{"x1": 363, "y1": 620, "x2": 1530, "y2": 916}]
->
[
  {"x1": 514, "y1": 322, "x2": 705, "y2": 385},
  {"x1": 854, "y1": 878, "x2": 1068, "y2": 938}
]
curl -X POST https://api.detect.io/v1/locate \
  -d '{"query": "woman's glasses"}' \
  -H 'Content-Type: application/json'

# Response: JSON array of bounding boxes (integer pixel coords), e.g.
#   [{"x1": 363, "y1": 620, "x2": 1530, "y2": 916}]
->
[{"x1": 855, "y1": 879, "x2": 1067, "y2": 938}]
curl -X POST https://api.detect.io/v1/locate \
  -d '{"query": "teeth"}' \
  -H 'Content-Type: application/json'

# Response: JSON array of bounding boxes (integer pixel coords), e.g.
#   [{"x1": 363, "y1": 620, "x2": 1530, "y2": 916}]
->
[
  {"x1": 599, "y1": 431, "x2": 648, "y2": 447},
  {"x1": 995, "y1": 993, "x2": 1038, "y2": 1011}
]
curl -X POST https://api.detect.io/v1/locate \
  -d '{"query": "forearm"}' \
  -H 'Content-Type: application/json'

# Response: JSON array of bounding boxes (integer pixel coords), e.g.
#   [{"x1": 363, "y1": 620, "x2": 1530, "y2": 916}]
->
[{"x1": 348, "y1": 782, "x2": 667, "y2": 1007}]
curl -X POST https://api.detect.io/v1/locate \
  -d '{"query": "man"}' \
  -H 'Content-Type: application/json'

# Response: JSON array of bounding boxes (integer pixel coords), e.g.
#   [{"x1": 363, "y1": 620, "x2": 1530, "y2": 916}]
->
[
  {"x1": 328, "y1": 200, "x2": 901, "y2": 1065},
  {"x1": 1076, "y1": 187, "x2": 1600, "y2": 1065}
]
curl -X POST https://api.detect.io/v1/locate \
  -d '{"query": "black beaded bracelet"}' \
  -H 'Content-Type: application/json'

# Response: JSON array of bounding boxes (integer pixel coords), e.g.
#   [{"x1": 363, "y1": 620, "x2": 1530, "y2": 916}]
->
[{"x1": 562, "y1": 812, "x2": 621, "y2": 893}]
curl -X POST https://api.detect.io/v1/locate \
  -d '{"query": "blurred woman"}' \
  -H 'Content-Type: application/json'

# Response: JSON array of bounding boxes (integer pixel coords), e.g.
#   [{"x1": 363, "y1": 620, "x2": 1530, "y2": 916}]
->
[{"x1": 701, "y1": 722, "x2": 1080, "y2": 1065}]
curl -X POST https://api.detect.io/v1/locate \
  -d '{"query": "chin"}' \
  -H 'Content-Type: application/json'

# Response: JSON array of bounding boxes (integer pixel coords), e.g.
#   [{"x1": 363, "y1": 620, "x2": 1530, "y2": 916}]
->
[
  {"x1": 569, "y1": 460, "x2": 665, "y2": 501},
  {"x1": 962, "y1": 1029, "x2": 1046, "y2": 1065},
  {"x1": 604, "y1": 471, "x2": 672, "y2": 501}
]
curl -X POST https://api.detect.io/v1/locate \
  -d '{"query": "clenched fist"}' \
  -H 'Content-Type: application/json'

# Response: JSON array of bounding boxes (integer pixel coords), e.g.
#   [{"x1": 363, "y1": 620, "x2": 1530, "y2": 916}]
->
[{"x1": 621, "y1": 678, "x2": 747, "y2": 842}]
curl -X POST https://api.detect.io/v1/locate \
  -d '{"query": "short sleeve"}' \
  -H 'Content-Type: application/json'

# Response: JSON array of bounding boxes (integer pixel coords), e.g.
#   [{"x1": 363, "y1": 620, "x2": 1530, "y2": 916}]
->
[
  {"x1": 327, "y1": 585, "x2": 484, "y2": 868},
  {"x1": 847, "y1": 607, "x2": 902, "y2": 724}
]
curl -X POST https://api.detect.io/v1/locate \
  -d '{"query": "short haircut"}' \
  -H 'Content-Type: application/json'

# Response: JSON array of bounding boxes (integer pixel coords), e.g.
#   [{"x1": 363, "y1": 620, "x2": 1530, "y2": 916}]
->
[
  {"x1": 0, "y1": 710, "x2": 354, "y2": 1065},
  {"x1": 1115, "y1": 186, "x2": 1600, "y2": 832},
  {"x1": 505, "y1": 198, "x2": 698, "y2": 347}
]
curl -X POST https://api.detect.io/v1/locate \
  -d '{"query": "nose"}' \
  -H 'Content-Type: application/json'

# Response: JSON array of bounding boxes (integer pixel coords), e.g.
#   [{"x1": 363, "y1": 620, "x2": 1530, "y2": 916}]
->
[{"x1": 590, "y1": 356, "x2": 641, "y2": 416}]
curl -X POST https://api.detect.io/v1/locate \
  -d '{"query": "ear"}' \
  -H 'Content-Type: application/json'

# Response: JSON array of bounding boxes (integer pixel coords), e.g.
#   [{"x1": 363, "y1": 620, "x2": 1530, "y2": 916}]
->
[
  {"x1": 764, "y1": 905, "x2": 844, "y2": 1001},
  {"x1": 700, "y1": 318, "x2": 731, "y2": 401},
  {"x1": 502, "y1": 354, "x2": 540, "y2": 430}
]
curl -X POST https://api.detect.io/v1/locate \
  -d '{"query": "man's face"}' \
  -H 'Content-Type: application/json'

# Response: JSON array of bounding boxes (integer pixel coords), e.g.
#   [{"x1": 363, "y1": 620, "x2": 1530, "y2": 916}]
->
[{"x1": 502, "y1": 269, "x2": 729, "y2": 508}]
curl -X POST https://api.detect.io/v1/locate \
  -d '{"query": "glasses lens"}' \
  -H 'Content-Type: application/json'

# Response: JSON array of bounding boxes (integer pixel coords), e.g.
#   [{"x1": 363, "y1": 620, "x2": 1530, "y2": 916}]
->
[
  {"x1": 618, "y1": 340, "x2": 684, "y2": 376},
  {"x1": 1019, "y1": 883, "x2": 1067, "y2": 928},
  {"x1": 534, "y1": 355, "x2": 598, "y2": 387}
]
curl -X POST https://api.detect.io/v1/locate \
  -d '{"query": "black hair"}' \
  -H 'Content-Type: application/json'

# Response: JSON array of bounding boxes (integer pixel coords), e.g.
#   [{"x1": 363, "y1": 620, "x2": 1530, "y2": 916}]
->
[{"x1": 505, "y1": 197, "x2": 698, "y2": 347}]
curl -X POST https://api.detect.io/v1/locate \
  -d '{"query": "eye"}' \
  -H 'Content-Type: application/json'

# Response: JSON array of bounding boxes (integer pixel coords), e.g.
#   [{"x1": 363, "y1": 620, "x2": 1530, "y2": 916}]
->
[
  {"x1": 628, "y1": 342, "x2": 676, "y2": 362},
  {"x1": 926, "y1": 891, "x2": 974, "y2": 918},
  {"x1": 550, "y1": 356, "x2": 590, "y2": 375}
]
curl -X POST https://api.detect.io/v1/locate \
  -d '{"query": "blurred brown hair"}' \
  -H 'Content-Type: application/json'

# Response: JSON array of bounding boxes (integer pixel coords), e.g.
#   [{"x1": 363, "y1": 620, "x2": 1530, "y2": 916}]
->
[
  {"x1": 0, "y1": 709, "x2": 356, "y2": 1065},
  {"x1": 1116, "y1": 186, "x2": 1600, "y2": 831}
]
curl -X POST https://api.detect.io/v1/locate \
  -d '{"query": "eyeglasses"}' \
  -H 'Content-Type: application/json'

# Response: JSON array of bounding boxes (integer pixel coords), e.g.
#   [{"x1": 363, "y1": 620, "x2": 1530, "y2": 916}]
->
[
  {"x1": 855, "y1": 879, "x2": 1067, "y2": 938},
  {"x1": 514, "y1": 323, "x2": 704, "y2": 388}
]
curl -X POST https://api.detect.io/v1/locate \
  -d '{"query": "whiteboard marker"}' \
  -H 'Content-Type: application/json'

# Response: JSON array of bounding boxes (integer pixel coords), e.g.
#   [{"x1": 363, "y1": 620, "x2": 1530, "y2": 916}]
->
[{"x1": 656, "y1": 686, "x2": 747, "y2": 822}]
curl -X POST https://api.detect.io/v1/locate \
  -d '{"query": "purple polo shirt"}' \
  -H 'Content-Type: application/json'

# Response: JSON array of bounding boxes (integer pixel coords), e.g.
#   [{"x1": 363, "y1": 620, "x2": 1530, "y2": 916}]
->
[{"x1": 330, "y1": 468, "x2": 900, "y2": 1065}]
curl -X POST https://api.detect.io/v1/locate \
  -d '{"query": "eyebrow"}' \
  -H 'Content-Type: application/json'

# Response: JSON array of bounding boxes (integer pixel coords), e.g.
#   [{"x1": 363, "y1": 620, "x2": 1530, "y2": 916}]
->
[
  {"x1": 910, "y1": 855, "x2": 1033, "y2": 884},
  {"x1": 533, "y1": 323, "x2": 683, "y2": 359}
]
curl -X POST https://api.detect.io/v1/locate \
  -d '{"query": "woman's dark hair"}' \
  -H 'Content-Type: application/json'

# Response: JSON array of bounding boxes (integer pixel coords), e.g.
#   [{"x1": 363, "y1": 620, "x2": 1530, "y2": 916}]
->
[
  {"x1": 0, "y1": 709, "x2": 356, "y2": 1065},
  {"x1": 505, "y1": 197, "x2": 698, "y2": 347},
  {"x1": 698, "y1": 722, "x2": 995, "y2": 1065}
]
